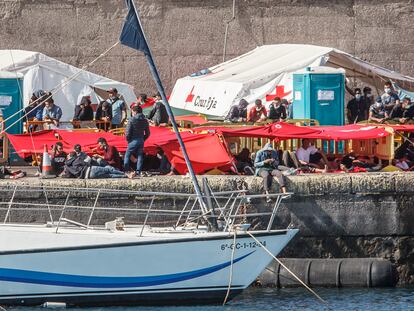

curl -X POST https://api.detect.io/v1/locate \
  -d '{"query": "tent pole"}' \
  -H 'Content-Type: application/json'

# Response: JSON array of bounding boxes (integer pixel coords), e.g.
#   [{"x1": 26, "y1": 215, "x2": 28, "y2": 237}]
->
[{"x1": 222, "y1": 0, "x2": 236, "y2": 62}]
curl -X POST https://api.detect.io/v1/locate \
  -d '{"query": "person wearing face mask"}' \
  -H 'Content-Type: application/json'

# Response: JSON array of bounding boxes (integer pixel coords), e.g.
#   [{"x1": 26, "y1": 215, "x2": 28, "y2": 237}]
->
[
  {"x1": 268, "y1": 97, "x2": 287, "y2": 121},
  {"x1": 369, "y1": 96, "x2": 387, "y2": 123},
  {"x1": 381, "y1": 81, "x2": 400, "y2": 115},
  {"x1": 346, "y1": 88, "x2": 366, "y2": 123}
]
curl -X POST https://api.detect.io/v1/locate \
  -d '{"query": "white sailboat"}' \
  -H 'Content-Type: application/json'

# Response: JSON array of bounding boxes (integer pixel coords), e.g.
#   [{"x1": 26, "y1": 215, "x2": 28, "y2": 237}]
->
[
  {"x1": 0, "y1": 0, "x2": 299, "y2": 306},
  {"x1": 0, "y1": 186, "x2": 297, "y2": 306}
]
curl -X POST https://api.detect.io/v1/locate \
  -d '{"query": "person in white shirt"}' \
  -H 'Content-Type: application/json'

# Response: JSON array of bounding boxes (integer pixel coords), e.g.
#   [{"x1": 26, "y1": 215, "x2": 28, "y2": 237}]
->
[{"x1": 296, "y1": 138, "x2": 327, "y2": 169}]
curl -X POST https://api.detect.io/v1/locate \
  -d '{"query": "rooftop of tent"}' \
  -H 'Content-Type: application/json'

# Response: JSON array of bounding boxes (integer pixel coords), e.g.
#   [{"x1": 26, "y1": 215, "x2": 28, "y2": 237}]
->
[{"x1": 180, "y1": 44, "x2": 414, "y2": 91}]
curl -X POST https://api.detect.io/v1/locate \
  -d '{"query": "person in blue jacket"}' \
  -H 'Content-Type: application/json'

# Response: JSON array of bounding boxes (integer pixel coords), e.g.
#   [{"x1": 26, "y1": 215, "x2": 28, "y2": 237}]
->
[{"x1": 254, "y1": 143, "x2": 286, "y2": 202}]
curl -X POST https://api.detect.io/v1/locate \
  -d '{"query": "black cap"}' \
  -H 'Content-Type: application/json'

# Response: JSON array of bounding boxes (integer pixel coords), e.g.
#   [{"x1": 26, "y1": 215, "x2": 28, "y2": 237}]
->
[{"x1": 107, "y1": 88, "x2": 118, "y2": 94}]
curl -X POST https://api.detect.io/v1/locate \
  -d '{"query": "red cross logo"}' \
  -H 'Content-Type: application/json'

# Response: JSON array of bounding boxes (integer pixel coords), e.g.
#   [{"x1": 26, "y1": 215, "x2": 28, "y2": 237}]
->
[
  {"x1": 185, "y1": 86, "x2": 195, "y2": 103},
  {"x1": 266, "y1": 85, "x2": 292, "y2": 102}
]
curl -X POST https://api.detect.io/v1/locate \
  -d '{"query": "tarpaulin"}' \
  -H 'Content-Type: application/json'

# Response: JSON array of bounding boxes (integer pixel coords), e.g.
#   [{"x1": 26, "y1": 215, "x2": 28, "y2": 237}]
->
[
  {"x1": 6, "y1": 128, "x2": 234, "y2": 174},
  {"x1": 194, "y1": 125, "x2": 272, "y2": 138},
  {"x1": 6, "y1": 131, "x2": 70, "y2": 158},
  {"x1": 314, "y1": 124, "x2": 392, "y2": 140},
  {"x1": 162, "y1": 134, "x2": 234, "y2": 174}
]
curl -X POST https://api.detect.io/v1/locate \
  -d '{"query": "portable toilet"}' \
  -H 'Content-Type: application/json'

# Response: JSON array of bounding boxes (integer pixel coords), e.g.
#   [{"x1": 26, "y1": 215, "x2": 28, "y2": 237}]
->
[
  {"x1": 0, "y1": 71, "x2": 24, "y2": 134},
  {"x1": 292, "y1": 67, "x2": 345, "y2": 125}
]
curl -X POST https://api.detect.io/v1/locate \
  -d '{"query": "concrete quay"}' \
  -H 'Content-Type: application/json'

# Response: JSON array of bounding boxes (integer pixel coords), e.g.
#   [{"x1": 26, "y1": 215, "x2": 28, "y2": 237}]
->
[{"x1": 0, "y1": 172, "x2": 413, "y2": 285}]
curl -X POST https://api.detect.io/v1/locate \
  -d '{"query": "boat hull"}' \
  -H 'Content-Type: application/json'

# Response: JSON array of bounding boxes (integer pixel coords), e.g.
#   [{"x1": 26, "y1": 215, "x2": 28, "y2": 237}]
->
[{"x1": 0, "y1": 227, "x2": 298, "y2": 306}]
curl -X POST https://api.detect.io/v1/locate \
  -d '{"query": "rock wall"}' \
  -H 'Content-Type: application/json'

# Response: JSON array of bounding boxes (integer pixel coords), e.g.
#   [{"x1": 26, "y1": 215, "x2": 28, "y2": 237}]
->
[
  {"x1": 0, "y1": 0, "x2": 413, "y2": 93},
  {"x1": 0, "y1": 172, "x2": 413, "y2": 284}
]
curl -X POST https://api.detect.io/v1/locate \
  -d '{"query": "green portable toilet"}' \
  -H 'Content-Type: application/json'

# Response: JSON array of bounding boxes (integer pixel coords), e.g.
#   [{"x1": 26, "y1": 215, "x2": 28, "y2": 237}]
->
[
  {"x1": 0, "y1": 71, "x2": 23, "y2": 134},
  {"x1": 292, "y1": 67, "x2": 345, "y2": 125}
]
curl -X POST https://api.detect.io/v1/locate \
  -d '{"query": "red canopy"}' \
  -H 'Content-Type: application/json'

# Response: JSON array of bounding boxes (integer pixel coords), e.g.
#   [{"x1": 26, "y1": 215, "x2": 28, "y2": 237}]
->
[{"x1": 314, "y1": 124, "x2": 392, "y2": 140}]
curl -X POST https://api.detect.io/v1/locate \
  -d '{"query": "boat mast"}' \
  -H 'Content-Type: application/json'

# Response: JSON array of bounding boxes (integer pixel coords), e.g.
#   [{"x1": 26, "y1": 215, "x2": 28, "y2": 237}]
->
[{"x1": 129, "y1": 0, "x2": 216, "y2": 229}]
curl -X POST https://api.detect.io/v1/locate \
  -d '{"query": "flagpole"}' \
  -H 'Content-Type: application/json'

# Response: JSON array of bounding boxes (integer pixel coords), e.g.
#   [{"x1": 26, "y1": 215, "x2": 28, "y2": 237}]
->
[{"x1": 129, "y1": 0, "x2": 213, "y2": 223}]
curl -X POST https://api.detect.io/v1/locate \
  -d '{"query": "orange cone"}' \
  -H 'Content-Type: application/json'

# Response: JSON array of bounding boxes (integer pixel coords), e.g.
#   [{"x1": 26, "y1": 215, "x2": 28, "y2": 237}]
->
[{"x1": 41, "y1": 144, "x2": 56, "y2": 179}]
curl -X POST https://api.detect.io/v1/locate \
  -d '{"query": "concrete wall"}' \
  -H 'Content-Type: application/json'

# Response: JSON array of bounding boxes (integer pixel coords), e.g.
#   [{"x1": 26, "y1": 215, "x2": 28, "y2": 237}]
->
[
  {"x1": 0, "y1": 172, "x2": 414, "y2": 284},
  {"x1": 1, "y1": 0, "x2": 413, "y2": 94}
]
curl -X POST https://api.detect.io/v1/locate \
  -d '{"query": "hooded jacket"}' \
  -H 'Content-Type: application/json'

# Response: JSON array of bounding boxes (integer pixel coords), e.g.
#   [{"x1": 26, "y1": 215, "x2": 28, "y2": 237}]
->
[{"x1": 254, "y1": 143, "x2": 279, "y2": 176}]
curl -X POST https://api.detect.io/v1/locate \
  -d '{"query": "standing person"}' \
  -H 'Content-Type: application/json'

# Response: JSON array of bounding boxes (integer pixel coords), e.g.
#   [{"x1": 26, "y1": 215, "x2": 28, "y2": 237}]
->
[
  {"x1": 225, "y1": 99, "x2": 249, "y2": 122},
  {"x1": 268, "y1": 97, "x2": 287, "y2": 121},
  {"x1": 124, "y1": 105, "x2": 150, "y2": 178},
  {"x1": 362, "y1": 87, "x2": 374, "y2": 120},
  {"x1": 381, "y1": 81, "x2": 400, "y2": 116},
  {"x1": 25, "y1": 90, "x2": 47, "y2": 132},
  {"x1": 254, "y1": 143, "x2": 287, "y2": 202},
  {"x1": 346, "y1": 88, "x2": 365, "y2": 123},
  {"x1": 93, "y1": 137, "x2": 123, "y2": 170},
  {"x1": 106, "y1": 88, "x2": 127, "y2": 129},
  {"x1": 51, "y1": 142, "x2": 67, "y2": 176},
  {"x1": 247, "y1": 99, "x2": 267, "y2": 123},
  {"x1": 42, "y1": 97, "x2": 62, "y2": 129},
  {"x1": 148, "y1": 93, "x2": 169, "y2": 126}
]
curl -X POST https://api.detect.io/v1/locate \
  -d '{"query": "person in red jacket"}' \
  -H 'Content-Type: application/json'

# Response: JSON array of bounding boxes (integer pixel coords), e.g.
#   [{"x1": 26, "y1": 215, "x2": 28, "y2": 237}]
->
[
  {"x1": 93, "y1": 137, "x2": 123, "y2": 170},
  {"x1": 247, "y1": 99, "x2": 267, "y2": 123}
]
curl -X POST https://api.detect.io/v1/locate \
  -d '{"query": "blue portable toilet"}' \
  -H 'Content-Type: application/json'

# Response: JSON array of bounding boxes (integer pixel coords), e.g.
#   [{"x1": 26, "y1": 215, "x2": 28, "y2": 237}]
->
[
  {"x1": 0, "y1": 71, "x2": 24, "y2": 134},
  {"x1": 292, "y1": 67, "x2": 345, "y2": 125}
]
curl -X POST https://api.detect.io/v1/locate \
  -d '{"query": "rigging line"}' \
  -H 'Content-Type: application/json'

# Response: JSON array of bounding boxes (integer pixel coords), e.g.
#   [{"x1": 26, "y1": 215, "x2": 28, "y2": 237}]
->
[
  {"x1": 246, "y1": 231, "x2": 328, "y2": 305},
  {"x1": 1, "y1": 41, "x2": 120, "y2": 133},
  {"x1": 8, "y1": 49, "x2": 40, "y2": 171},
  {"x1": 223, "y1": 229, "x2": 237, "y2": 305}
]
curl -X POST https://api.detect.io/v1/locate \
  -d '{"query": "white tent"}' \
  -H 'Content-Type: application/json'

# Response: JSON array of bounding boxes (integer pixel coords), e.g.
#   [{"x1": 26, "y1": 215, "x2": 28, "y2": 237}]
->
[
  {"x1": 0, "y1": 50, "x2": 137, "y2": 121},
  {"x1": 169, "y1": 44, "x2": 414, "y2": 117}
]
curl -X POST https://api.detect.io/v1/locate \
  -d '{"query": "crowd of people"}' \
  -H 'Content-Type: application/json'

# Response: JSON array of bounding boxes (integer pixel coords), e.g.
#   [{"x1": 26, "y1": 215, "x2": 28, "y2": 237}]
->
[
  {"x1": 225, "y1": 97, "x2": 291, "y2": 123},
  {"x1": 43, "y1": 105, "x2": 174, "y2": 179},
  {"x1": 346, "y1": 81, "x2": 414, "y2": 124},
  {"x1": 25, "y1": 88, "x2": 169, "y2": 131},
  {"x1": 18, "y1": 81, "x2": 414, "y2": 200}
]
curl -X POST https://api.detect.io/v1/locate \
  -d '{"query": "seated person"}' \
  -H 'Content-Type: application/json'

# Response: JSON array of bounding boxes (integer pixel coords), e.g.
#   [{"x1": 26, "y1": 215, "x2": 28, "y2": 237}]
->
[
  {"x1": 73, "y1": 96, "x2": 94, "y2": 123},
  {"x1": 254, "y1": 143, "x2": 287, "y2": 202},
  {"x1": 235, "y1": 147, "x2": 254, "y2": 175},
  {"x1": 296, "y1": 138, "x2": 326, "y2": 169},
  {"x1": 25, "y1": 90, "x2": 46, "y2": 121},
  {"x1": 268, "y1": 97, "x2": 287, "y2": 121},
  {"x1": 155, "y1": 147, "x2": 172, "y2": 174},
  {"x1": 368, "y1": 96, "x2": 387, "y2": 123},
  {"x1": 247, "y1": 99, "x2": 267, "y2": 123},
  {"x1": 394, "y1": 155, "x2": 411, "y2": 171},
  {"x1": 51, "y1": 142, "x2": 67, "y2": 176},
  {"x1": 86, "y1": 165, "x2": 127, "y2": 179},
  {"x1": 93, "y1": 137, "x2": 123, "y2": 170},
  {"x1": 148, "y1": 93, "x2": 169, "y2": 126},
  {"x1": 42, "y1": 97, "x2": 62, "y2": 128},
  {"x1": 399, "y1": 98, "x2": 414, "y2": 124},
  {"x1": 225, "y1": 99, "x2": 249, "y2": 122},
  {"x1": 95, "y1": 101, "x2": 112, "y2": 131},
  {"x1": 63, "y1": 144, "x2": 91, "y2": 178}
]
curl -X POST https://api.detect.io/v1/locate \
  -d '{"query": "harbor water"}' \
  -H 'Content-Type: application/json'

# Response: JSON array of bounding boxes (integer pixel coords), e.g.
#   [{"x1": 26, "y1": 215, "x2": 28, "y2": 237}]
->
[{"x1": 13, "y1": 287, "x2": 414, "y2": 310}]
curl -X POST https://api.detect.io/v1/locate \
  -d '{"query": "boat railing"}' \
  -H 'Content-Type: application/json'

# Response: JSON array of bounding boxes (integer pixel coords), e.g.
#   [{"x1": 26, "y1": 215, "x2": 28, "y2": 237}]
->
[{"x1": 0, "y1": 184, "x2": 292, "y2": 233}]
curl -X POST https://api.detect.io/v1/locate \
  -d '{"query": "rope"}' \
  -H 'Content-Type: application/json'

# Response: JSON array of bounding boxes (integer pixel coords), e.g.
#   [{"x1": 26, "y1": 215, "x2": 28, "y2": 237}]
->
[
  {"x1": 246, "y1": 231, "x2": 328, "y2": 305},
  {"x1": 1, "y1": 41, "x2": 120, "y2": 133},
  {"x1": 223, "y1": 229, "x2": 237, "y2": 305}
]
